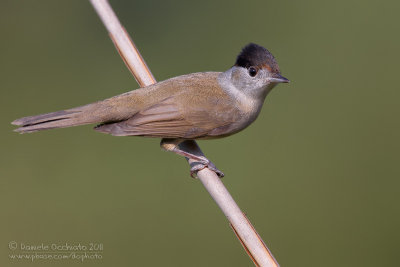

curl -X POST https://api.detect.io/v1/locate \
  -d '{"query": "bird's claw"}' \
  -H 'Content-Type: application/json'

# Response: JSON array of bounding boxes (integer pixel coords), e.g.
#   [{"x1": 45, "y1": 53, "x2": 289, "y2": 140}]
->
[{"x1": 190, "y1": 160, "x2": 225, "y2": 178}]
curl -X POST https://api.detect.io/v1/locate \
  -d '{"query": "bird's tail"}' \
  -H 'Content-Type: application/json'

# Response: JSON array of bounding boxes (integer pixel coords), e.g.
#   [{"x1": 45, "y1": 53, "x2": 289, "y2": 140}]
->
[{"x1": 12, "y1": 103, "x2": 106, "y2": 134}]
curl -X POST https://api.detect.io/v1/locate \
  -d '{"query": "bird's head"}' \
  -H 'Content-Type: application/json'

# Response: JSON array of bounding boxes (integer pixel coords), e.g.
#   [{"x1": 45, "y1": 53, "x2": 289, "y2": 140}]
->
[{"x1": 228, "y1": 43, "x2": 289, "y2": 98}]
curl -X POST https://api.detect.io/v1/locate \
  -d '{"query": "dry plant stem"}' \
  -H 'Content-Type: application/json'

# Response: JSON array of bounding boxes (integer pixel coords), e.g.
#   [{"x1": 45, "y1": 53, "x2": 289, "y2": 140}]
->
[
  {"x1": 89, "y1": 0, "x2": 155, "y2": 87},
  {"x1": 89, "y1": 1, "x2": 279, "y2": 266},
  {"x1": 179, "y1": 141, "x2": 279, "y2": 267}
]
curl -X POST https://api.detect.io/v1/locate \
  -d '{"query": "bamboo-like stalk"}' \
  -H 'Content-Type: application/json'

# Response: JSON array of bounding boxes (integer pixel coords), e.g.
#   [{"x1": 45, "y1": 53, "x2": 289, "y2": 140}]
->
[{"x1": 89, "y1": 1, "x2": 279, "y2": 266}]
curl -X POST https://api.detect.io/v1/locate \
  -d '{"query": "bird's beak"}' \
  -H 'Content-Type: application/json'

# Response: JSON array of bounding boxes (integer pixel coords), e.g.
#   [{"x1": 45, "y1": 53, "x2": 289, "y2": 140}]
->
[{"x1": 268, "y1": 74, "x2": 290, "y2": 83}]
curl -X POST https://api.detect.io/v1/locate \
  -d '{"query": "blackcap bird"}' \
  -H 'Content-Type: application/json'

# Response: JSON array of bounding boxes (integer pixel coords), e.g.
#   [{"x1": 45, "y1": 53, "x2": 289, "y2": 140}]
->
[{"x1": 12, "y1": 43, "x2": 289, "y2": 177}]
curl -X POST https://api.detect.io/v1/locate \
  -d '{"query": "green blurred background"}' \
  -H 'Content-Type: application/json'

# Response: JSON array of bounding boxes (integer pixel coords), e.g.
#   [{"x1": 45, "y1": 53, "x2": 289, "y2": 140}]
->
[{"x1": 1, "y1": 0, "x2": 399, "y2": 266}]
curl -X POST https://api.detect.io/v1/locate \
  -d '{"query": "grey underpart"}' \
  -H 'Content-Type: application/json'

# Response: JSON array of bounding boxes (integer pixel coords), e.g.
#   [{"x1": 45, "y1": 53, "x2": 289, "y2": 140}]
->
[{"x1": 160, "y1": 138, "x2": 224, "y2": 178}]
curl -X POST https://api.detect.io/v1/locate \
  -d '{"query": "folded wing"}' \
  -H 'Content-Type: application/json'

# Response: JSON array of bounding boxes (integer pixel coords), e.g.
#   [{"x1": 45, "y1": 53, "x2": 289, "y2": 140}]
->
[{"x1": 95, "y1": 94, "x2": 241, "y2": 139}]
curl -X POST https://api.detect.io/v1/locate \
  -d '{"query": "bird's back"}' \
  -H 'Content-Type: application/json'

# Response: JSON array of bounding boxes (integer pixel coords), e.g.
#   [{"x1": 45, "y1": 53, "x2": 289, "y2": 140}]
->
[{"x1": 12, "y1": 72, "x2": 224, "y2": 134}]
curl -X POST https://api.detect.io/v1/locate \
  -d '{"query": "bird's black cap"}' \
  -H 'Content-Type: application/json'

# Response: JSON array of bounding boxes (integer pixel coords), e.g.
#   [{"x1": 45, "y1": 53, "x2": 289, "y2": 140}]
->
[{"x1": 235, "y1": 43, "x2": 280, "y2": 74}]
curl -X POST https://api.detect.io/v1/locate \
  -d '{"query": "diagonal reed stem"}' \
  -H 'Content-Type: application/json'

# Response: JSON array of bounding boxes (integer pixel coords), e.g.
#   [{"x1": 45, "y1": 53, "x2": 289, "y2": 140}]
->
[{"x1": 89, "y1": 1, "x2": 279, "y2": 266}]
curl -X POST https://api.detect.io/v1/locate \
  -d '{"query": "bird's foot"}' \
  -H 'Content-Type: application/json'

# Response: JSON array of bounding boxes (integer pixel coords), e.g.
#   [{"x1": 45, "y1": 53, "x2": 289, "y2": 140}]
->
[
  {"x1": 190, "y1": 159, "x2": 225, "y2": 178},
  {"x1": 160, "y1": 139, "x2": 225, "y2": 179}
]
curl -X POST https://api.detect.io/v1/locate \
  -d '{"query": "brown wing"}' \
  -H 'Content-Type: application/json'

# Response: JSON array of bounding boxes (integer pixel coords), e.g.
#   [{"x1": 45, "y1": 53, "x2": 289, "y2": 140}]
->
[{"x1": 94, "y1": 93, "x2": 242, "y2": 139}]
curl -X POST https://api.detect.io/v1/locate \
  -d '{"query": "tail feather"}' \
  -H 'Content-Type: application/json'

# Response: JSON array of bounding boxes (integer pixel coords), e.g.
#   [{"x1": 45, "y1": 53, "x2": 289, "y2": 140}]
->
[
  {"x1": 12, "y1": 104, "x2": 100, "y2": 134},
  {"x1": 12, "y1": 89, "x2": 141, "y2": 134}
]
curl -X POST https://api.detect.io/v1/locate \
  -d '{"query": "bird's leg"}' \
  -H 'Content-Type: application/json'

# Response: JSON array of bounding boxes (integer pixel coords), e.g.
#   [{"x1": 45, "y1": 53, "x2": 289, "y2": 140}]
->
[
  {"x1": 160, "y1": 138, "x2": 209, "y2": 163},
  {"x1": 160, "y1": 138, "x2": 224, "y2": 178}
]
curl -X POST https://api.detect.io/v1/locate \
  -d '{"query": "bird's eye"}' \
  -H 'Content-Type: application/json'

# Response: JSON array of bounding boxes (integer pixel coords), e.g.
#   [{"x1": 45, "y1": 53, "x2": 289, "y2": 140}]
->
[{"x1": 248, "y1": 67, "x2": 257, "y2": 77}]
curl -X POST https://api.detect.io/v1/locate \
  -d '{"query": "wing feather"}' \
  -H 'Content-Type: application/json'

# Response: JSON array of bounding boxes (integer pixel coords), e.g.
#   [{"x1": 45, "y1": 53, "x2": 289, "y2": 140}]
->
[{"x1": 95, "y1": 75, "x2": 243, "y2": 139}]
